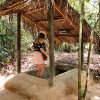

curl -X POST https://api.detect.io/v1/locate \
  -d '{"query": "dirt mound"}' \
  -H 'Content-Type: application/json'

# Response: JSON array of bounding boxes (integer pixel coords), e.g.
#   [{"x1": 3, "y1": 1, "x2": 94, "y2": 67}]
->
[
  {"x1": 0, "y1": 89, "x2": 29, "y2": 100},
  {"x1": 3, "y1": 69, "x2": 94, "y2": 100}
]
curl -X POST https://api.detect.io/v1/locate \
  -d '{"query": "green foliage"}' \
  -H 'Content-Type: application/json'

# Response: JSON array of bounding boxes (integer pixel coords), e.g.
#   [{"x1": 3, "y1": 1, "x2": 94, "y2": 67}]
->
[
  {"x1": 0, "y1": 15, "x2": 33, "y2": 66},
  {"x1": 21, "y1": 28, "x2": 33, "y2": 52},
  {"x1": 68, "y1": 0, "x2": 99, "y2": 28},
  {"x1": 0, "y1": 0, "x2": 6, "y2": 4},
  {"x1": 85, "y1": 0, "x2": 90, "y2": 2},
  {"x1": 0, "y1": 16, "x2": 16, "y2": 65}
]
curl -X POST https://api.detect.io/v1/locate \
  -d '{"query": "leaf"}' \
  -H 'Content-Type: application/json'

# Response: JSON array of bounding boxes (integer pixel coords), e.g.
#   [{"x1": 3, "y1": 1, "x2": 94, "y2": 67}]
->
[{"x1": 85, "y1": 0, "x2": 90, "y2": 3}]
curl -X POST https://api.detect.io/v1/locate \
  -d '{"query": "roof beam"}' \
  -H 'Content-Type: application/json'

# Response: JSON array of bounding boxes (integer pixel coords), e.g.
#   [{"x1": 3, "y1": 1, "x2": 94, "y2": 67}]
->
[
  {"x1": 0, "y1": 1, "x2": 24, "y2": 10},
  {"x1": 7, "y1": 1, "x2": 26, "y2": 9},
  {"x1": 25, "y1": 7, "x2": 44, "y2": 14},
  {"x1": 0, "y1": 1, "x2": 29, "y2": 16},
  {"x1": 36, "y1": 18, "x2": 64, "y2": 23},
  {"x1": 22, "y1": 13, "x2": 48, "y2": 33},
  {"x1": 56, "y1": 34, "x2": 79, "y2": 37},
  {"x1": 22, "y1": 13, "x2": 61, "y2": 44},
  {"x1": 56, "y1": 36, "x2": 64, "y2": 43},
  {"x1": 54, "y1": 4, "x2": 79, "y2": 34}
]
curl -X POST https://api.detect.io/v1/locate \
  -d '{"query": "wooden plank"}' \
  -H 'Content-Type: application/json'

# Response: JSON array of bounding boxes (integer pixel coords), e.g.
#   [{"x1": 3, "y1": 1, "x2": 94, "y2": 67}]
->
[{"x1": 54, "y1": 4, "x2": 79, "y2": 34}]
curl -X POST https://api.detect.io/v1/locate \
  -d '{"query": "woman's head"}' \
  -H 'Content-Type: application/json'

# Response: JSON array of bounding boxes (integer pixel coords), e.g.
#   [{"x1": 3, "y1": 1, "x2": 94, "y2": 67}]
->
[{"x1": 38, "y1": 32, "x2": 45, "y2": 39}]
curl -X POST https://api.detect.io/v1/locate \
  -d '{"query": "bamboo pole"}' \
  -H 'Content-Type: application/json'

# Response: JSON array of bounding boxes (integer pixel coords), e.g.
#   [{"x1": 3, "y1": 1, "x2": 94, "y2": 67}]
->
[
  {"x1": 78, "y1": 0, "x2": 84, "y2": 99},
  {"x1": 48, "y1": 0, "x2": 55, "y2": 87},
  {"x1": 81, "y1": 0, "x2": 85, "y2": 70},
  {"x1": 83, "y1": 30, "x2": 93, "y2": 99},
  {"x1": 16, "y1": 12, "x2": 21, "y2": 74}
]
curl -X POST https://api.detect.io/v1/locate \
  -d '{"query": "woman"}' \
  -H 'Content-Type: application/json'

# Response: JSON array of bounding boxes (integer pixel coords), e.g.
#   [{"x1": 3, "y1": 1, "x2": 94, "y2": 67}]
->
[{"x1": 32, "y1": 32, "x2": 48, "y2": 78}]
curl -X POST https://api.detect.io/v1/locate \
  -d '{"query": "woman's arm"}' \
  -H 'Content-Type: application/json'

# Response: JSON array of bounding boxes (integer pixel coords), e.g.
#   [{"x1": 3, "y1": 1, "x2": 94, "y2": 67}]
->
[{"x1": 40, "y1": 48, "x2": 48, "y2": 57}]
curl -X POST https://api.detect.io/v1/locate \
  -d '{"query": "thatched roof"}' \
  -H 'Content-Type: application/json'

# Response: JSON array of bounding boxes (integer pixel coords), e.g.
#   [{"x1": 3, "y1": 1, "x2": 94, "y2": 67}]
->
[{"x1": 0, "y1": 0, "x2": 91, "y2": 44}]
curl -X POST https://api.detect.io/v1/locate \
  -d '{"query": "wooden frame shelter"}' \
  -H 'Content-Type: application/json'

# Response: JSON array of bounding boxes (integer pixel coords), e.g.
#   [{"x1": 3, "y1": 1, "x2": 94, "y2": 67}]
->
[
  {"x1": 0, "y1": 0, "x2": 91, "y2": 44},
  {"x1": 0, "y1": 0, "x2": 92, "y2": 76}
]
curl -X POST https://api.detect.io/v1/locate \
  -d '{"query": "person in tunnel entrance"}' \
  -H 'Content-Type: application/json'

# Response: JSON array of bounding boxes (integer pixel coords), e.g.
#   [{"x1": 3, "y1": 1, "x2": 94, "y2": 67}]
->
[{"x1": 32, "y1": 32, "x2": 48, "y2": 78}]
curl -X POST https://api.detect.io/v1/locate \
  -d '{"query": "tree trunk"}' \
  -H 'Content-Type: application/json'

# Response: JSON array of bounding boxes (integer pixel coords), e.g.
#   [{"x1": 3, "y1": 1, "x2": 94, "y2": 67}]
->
[
  {"x1": 16, "y1": 12, "x2": 21, "y2": 74},
  {"x1": 78, "y1": 0, "x2": 84, "y2": 99},
  {"x1": 48, "y1": 0, "x2": 55, "y2": 87},
  {"x1": 98, "y1": 1, "x2": 100, "y2": 54},
  {"x1": 99, "y1": 0, "x2": 100, "y2": 33},
  {"x1": 9, "y1": 14, "x2": 13, "y2": 23}
]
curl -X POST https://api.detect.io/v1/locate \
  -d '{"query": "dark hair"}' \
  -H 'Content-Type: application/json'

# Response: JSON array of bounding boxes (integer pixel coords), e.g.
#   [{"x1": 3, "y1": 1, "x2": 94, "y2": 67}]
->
[{"x1": 38, "y1": 33, "x2": 45, "y2": 39}]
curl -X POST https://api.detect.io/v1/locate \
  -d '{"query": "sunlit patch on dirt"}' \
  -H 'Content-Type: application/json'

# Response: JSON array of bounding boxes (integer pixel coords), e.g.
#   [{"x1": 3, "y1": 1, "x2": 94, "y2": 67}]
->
[{"x1": 92, "y1": 96, "x2": 100, "y2": 100}]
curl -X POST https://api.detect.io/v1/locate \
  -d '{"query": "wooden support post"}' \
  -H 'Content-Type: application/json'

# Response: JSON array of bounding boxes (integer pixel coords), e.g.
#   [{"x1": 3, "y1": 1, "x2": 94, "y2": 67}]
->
[
  {"x1": 16, "y1": 12, "x2": 21, "y2": 74},
  {"x1": 48, "y1": 0, "x2": 55, "y2": 87},
  {"x1": 78, "y1": 0, "x2": 84, "y2": 99},
  {"x1": 81, "y1": 32, "x2": 84, "y2": 70}
]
